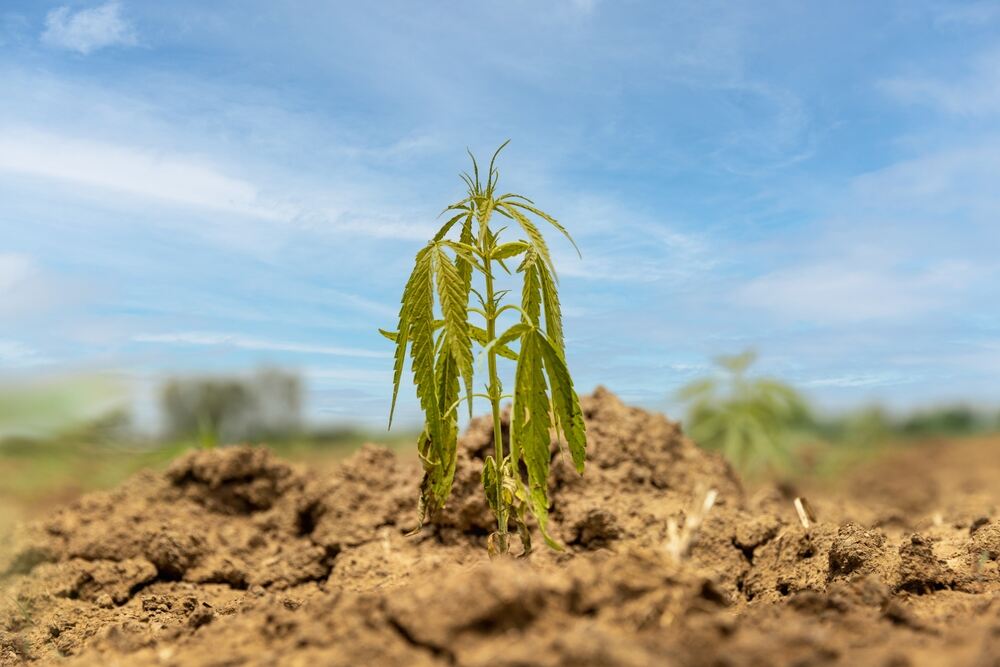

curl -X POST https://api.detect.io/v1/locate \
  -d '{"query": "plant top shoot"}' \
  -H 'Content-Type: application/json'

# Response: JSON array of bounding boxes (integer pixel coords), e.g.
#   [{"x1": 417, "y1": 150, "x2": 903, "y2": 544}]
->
[{"x1": 382, "y1": 142, "x2": 587, "y2": 556}]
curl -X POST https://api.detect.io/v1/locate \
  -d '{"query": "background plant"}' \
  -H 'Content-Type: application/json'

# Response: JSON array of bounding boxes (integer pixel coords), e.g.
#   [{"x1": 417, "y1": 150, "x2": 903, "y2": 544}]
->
[
  {"x1": 383, "y1": 142, "x2": 586, "y2": 555},
  {"x1": 677, "y1": 350, "x2": 810, "y2": 475}
]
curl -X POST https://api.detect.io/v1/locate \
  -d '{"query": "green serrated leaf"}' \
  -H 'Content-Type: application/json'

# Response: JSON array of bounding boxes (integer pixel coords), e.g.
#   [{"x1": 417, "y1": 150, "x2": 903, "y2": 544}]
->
[
  {"x1": 429, "y1": 333, "x2": 460, "y2": 510},
  {"x1": 407, "y1": 246, "x2": 442, "y2": 459},
  {"x1": 494, "y1": 323, "x2": 531, "y2": 350},
  {"x1": 497, "y1": 202, "x2": 556, "y2": 279},
  {"x1": 513, "y1": 328, "x2": 562, "y2": 550},
  {"x1": 506, "y1": 200, "x2": 581, "y2": 259},
  {"x1": 493, "y1": 240, "x2": 530, "y2": 261},
  {"x1": 433, "y1": 211, "x2": 469, "y2": 242},
  {"x1": 537, "y1": 260, "x2": 564, "y2": 356},
  {"x1": 434, "y1": 244, "x2": 474, "y2": 418},
  {"x1": 519, "y1": 249, "x2": 542, "y2": 327},
  {"x1": 470, "y1": 325, "x2": 518, "y2": 360},
  {"x1": 538, "y1": 331, "x2": 586, "y2": 474},
  {"x1": 388, "y1": 245, "x2": 429, "y2": 427}
]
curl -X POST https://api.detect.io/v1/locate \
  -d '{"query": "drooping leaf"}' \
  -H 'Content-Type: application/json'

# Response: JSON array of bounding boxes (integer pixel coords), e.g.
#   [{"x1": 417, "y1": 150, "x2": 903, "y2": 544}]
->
[
  {"x1": 388, "y1": 245, "x2": 432, "y2": 427},
  {"x1": 498, "y1": 202, "x2": 556, "y2": 278},
  {"x1": 430, "y1": 332, "x2": 460, "y2": 510},
  {"x1": 456, "y1": 216, "x2": 477, "y2": 412},
  {"x1": 537, "y1": 260, "x2": 564, "y2": 356},
  {"x1": 434, "y1": 244, "x2": 474, "y2": 418},
  {"x1": 538, "y1": 331, "x2": 586, "y2": 473},
  {"x1": 407, "y1": 246, "x2": 442, "y2": 464},
  {"x1": 503, "y1": 199, "x2": 581, "y2": 259},
  {"x1": 519, "y1": 248, "x2": 542, "y2": 327},
  {"x1": 513, "y1": 328, "x2": 561, "y2": 550}
]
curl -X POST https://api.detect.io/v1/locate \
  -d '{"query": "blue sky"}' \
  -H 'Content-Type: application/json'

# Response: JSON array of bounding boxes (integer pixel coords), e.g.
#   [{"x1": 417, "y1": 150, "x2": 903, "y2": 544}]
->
[{"x1": 1, "y1": 1, "x2": 999, "y2": 429}]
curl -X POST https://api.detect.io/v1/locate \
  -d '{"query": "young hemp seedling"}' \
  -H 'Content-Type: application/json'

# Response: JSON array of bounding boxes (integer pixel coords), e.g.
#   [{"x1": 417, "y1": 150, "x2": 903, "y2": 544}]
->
[{"x1": 381, "y1": 142, "x2": 587, "y2": 556}]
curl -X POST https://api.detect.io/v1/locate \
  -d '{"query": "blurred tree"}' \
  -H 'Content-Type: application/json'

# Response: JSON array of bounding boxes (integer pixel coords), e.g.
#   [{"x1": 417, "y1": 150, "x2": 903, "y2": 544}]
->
[
  {"x1": 677, "y1": 351, "x2": 811, "y2": 475},
  {"x1": 160, "y1": 369, "x2": 302, "y2": 447},
  {"x1": 249, "y1": 369, "x2": 303, "y2": 440}
]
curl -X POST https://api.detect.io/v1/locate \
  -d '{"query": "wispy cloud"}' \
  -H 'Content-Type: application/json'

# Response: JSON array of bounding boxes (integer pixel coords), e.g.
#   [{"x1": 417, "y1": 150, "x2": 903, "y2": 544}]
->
[
  {"x1": 551, "y1": 195, "x2": 717, "y2": 284},
  {"x1": 881, "y1": 48, "x2": 1000, "y2": 116},
  {"x1": 132, "y1": 332, "x2": 389, "y2": 359},
  {"x1": 0, "y1": 340, "x2": 54, "y2": 368},
  {"x1": 0, "y1": 253, "x2": 34, "y2": 293},
  {"x1": 801, "y1": 373, "x2": 911, "y2": 388},
  {"x1": 931, "y1": 1, "x2": 1000, "y2": 28},
  {"x1": 0, "y1": 127, "x2": 284, "y2": 219},
  {"x1": 0, "y1": 253, "x2": 66, "y2": 317},
  {"x1": 737, "y1": 259, "x2": 979, "y2": 324},
  {"x1": 41, "y1": 1, "x2": 137, "y2": 54},
  {"x1": 304, "y1": 367, "x2": 390, "y2": 385},
  {"x1": 0, "y1": 124, "x2": 438, "y2": 246},
  {"x1": 850, "y1": 140, "x2": 1000, "y2": 219}
]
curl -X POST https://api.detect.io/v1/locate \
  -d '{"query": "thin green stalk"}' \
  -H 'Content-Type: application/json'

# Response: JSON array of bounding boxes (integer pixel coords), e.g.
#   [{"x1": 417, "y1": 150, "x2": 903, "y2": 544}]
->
[{"x1": 484, "y1": 245, "x2": 509, "y2": 552}]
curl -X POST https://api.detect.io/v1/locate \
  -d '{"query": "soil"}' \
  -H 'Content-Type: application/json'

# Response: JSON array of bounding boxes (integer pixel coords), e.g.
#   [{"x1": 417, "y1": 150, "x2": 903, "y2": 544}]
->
[{"x1": 1, "y1": 388, "x2": 998, "y2": 666}]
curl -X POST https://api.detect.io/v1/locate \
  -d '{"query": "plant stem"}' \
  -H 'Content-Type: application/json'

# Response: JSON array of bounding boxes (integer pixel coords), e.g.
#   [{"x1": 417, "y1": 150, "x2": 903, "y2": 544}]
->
[{"x1": 483, "y1": 247, "x2": 509, "y2": 553}]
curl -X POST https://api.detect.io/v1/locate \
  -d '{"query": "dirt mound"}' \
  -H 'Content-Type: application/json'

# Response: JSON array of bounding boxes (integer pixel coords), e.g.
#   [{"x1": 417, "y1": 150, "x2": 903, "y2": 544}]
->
[{"x1": 2, "y1": 390, "x2": 999, "y2": 666}]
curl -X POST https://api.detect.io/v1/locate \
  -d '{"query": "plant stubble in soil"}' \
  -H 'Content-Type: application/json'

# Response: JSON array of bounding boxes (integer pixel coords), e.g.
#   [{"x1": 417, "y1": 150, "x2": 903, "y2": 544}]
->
[{"x1": 1, "y1": 388, "x2": 999, "y2": 666}]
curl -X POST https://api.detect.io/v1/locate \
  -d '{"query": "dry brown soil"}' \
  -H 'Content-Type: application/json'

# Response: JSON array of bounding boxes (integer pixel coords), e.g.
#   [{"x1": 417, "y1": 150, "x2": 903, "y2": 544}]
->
[{"x1": 2, "y1": 388, "x2": 998, "y2": 666}]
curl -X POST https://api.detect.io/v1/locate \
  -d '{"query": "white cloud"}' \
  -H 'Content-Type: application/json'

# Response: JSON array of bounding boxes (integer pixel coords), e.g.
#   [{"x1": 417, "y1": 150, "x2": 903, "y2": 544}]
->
[
  {"x1": 133, "y1": 332, "x2": 389, "y2": 359},
  {"x1": 881, "y1": 49, "x2": 1000, "y2": 116},
  {"x1": 0, "y1": 253, "x2": 35, "y2": 293},
  {"x1": 41, "y1": 2, "x2": 136, "y2": 54},
  {"x1": 0, "y1": 125, "x2": 440, "y2": 247},
  {"x1": 305, "y1": 367, "x2": 390, "y2": 385},
  {"x1": 0, "y1": 253, "x2": 65, "y2": 317},
  {"x1": 851, "y1": 142, "x2": 1000, "y2": 216},
  {"x1": 0, "y1": 340, "x2": 53, "y2": 368},
  {"x1": 550, "y1": 195, "x2": 717, "y2": 284},
  {"x1": 292, "y1": 206, "x2": 435, "y2": 241},
  {"x1": 0, "y1": 127, "x2": 286, "y2": 219},
  {"x1": 737, "y1": 260, "x2": 978, "y2": 324},
  {"x1": 801, "y1": 373, "x2": 910, "y2": 388}
]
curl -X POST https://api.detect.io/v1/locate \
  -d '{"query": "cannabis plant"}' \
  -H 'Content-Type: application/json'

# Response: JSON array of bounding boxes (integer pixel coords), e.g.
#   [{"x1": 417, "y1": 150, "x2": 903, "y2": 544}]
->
[
  {"x1": 382, "y1": 142, "x2": 586, "y2": 555},
  {"x1": 678, "y1": 351, "x2": 809, "y2": 474}
]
